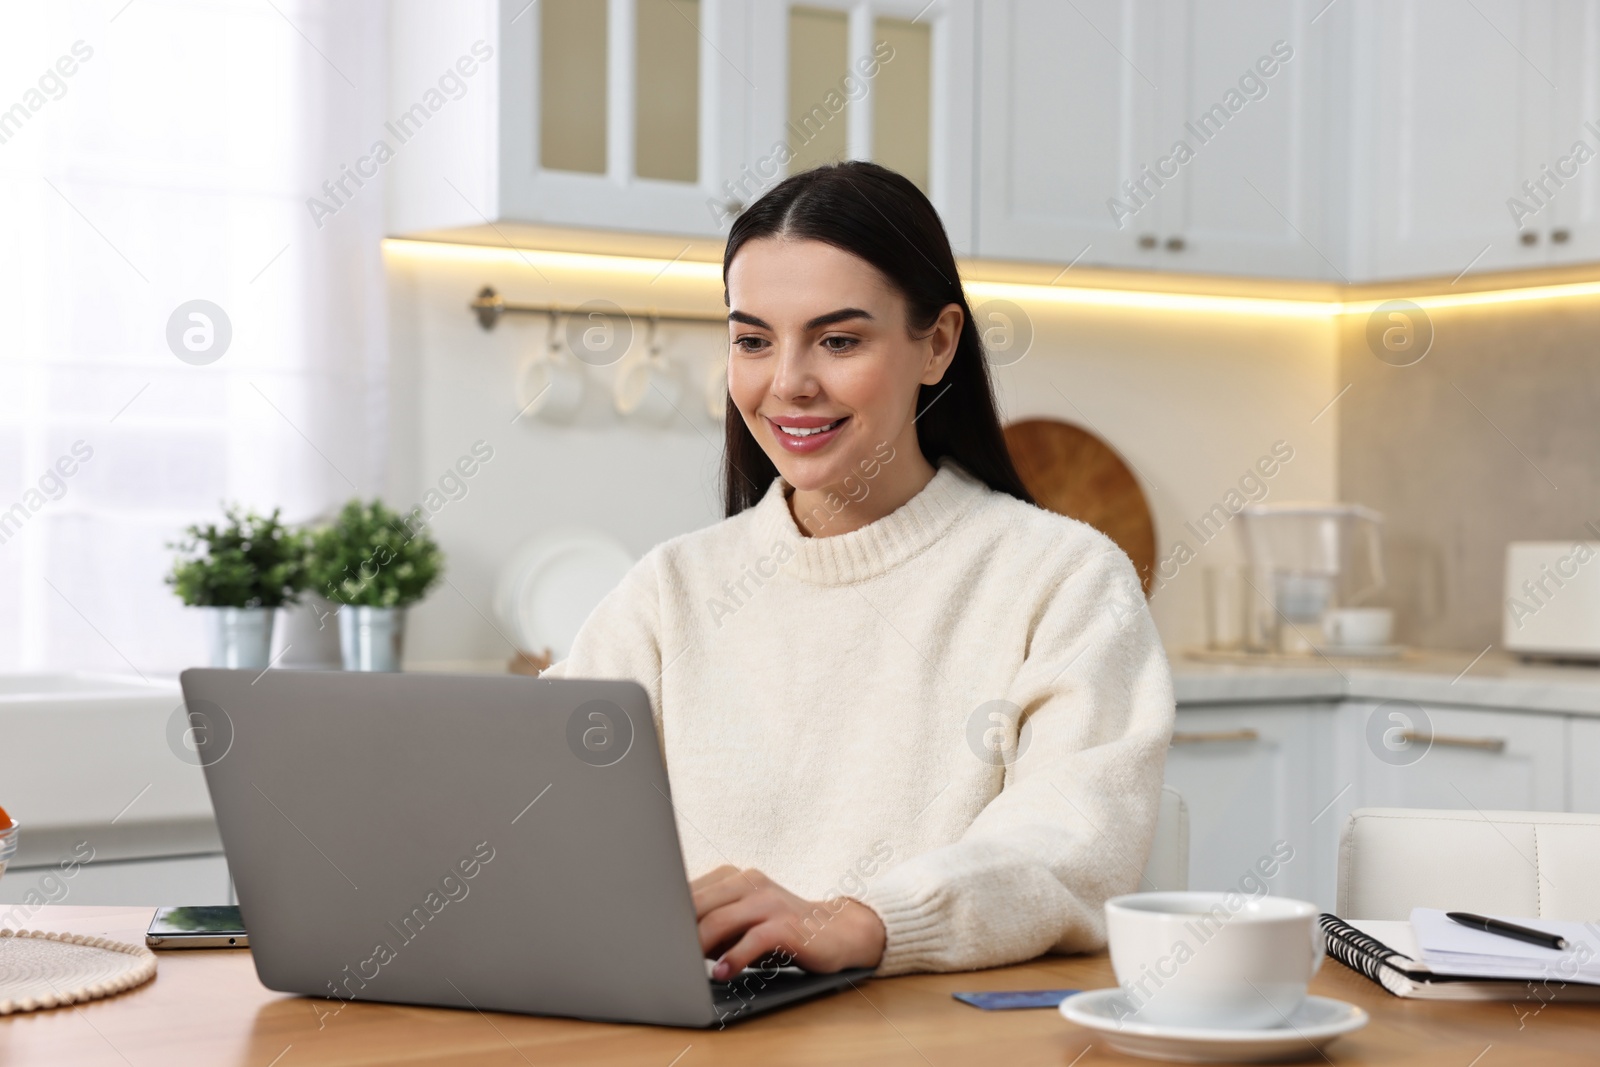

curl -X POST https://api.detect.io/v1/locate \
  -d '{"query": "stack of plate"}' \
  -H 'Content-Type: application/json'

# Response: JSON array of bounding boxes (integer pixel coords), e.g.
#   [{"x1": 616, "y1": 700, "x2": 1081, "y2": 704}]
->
[{"x1": 493, "y1": 530, "x2": 636, "y2": 663}]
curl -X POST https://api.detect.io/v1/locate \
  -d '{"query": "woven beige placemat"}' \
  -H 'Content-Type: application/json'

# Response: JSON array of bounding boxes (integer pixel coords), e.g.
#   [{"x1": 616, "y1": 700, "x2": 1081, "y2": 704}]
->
[{"x1": 0, "y1": 928, "x2": 158, "y2": 1015}]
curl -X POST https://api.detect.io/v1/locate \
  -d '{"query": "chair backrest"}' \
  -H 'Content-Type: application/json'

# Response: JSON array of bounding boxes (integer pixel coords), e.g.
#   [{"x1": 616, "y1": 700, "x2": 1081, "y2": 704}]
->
[
  {"x1": 1141, "y1": 786, "x2": 1189, "y2": 892},
  {"x1": 1338, "y1": 807, "x2": 1600, "y2": 919}
]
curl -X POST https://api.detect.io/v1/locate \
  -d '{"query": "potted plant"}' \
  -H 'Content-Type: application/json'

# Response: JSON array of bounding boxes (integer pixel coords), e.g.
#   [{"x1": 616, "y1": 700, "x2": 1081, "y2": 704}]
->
[
  {"x1": 167, "y1": 506, "x2": 308, "y2": 669},
  {"x1": 307, "y1": 499, "x2": 442, "y2": 672}
]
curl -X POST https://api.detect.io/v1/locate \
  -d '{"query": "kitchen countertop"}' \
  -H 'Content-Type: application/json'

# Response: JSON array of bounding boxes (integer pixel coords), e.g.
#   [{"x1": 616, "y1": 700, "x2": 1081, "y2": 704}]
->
[{"x1": 1171, "y1": 647, "x2": 1600, "y2": 715}]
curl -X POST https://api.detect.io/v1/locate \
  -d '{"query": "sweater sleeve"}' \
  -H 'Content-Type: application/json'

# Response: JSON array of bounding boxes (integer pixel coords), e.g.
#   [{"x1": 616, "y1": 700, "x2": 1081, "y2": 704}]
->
[
  {"x1": 859, "y1": 542, "x2": 1176, "y2": 975},
  {"x1": 538, "y1": 547, "x2": 667, "y2": 738}
]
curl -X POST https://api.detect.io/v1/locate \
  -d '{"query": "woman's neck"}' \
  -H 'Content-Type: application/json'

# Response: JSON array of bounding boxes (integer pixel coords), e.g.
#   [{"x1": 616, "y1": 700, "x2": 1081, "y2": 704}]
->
[{"x1": 786, "y1": 449, "x2": 938, "y2": 538}]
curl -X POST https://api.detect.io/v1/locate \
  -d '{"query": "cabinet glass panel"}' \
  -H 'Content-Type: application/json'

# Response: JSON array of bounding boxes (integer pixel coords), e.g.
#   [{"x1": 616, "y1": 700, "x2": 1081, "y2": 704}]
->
[
  {"x1": 636, "y1": 0, "x2": 699, "y2": 182},
  {"x1": 541, "y1": 0, "x2": 608, "y2": 174},
  {"x1": 788, "y1": 6, "x2": 850, "y2": 174},
  {"x1": 873, "y1": 16, "x2": 930, "y2": 192}
]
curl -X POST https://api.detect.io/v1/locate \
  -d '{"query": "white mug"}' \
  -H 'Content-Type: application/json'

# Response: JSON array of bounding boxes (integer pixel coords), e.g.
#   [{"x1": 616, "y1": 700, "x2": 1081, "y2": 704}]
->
[
  {"x1": 1321, "y1": 607, "x2": 1393, "y2": 648},
  {"x1": 1105, "y1": 892, "x2": 1323, "y2": 1029}
]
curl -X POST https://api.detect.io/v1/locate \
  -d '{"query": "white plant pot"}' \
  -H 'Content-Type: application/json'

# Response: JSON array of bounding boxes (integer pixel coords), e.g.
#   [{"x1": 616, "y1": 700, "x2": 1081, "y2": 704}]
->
[
  {"x1": 206, "y1": 607, "x2": 276, "y2": 669},
  {"x1": 339, "y1": 606, "x2": 407, "y2": 672}
]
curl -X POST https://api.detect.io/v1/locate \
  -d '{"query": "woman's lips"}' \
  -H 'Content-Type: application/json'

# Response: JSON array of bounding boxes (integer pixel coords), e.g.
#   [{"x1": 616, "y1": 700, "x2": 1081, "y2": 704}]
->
[{"x1": 767, "y1": 415, "x2": 849, "y2": 454}]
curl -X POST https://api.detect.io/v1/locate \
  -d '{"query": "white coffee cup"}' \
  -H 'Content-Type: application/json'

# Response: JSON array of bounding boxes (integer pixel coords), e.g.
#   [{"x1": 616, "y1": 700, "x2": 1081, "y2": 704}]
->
[
  {"x1": 1105, "y1": 892, "x2": 1323, "y2": 1029},
  {"x1": 1320, "y1": 607, "x2": 1393, "y2": 649}
]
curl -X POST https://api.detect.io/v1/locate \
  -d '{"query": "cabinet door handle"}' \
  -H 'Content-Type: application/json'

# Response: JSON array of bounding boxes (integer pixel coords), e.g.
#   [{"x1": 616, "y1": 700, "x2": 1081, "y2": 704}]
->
[
  {"x1": 1520, "y1": 231, "x2": 1539, "y2": 245},
  {"x1": 1171, "y1": 728, "x2": 1259, "y2": 745},
  {"x1": 1165, "y1": 236, "x2": 1186, "y2": 252},
  {"x1": 1138, "y1": 234, "x2": 1158, "y2": 249},
  {"x1": 1552, "y1": 228, "x2": 1571, "y2": 244},
  {"x1": 1400, "y1": 729, "x2": 1506, "y2": 753}
]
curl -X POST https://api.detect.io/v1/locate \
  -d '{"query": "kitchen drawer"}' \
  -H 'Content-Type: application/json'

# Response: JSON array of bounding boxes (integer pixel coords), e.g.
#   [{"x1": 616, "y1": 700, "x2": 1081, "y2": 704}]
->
[
  {"x1": 1164, "y1": 702, "x2": 1339, "y2": 909},
  {"x1": 1338, "y1": 701, "x2": 1567, "y2": 813}
]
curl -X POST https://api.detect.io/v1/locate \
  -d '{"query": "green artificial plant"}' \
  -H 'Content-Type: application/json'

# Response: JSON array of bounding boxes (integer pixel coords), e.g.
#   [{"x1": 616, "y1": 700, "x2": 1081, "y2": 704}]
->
[
  {"x1": 306, "y1": 499, "x2": 443, "y2": 608},
  {"x1": 166, "y1": 506, "x2": 309, "y2": 609}
]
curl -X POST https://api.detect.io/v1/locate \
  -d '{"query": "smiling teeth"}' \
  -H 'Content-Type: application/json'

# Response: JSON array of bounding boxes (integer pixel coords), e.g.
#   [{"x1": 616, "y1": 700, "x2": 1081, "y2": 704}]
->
[{"x1": 779, "y1": 419, "x2": 843, "y2": 437}]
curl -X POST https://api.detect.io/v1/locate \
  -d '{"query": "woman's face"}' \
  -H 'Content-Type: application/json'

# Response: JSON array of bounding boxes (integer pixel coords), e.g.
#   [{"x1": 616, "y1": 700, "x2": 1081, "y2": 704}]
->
[{"x1": 725, "y1": 237, "x2": 960, "y2": 494}]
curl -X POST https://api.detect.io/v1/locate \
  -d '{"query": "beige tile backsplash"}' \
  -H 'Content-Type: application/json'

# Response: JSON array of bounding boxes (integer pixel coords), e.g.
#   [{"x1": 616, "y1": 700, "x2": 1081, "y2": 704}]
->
[{"x1": 1338, "y1": 298, "x2": 1600, "y2": 650}]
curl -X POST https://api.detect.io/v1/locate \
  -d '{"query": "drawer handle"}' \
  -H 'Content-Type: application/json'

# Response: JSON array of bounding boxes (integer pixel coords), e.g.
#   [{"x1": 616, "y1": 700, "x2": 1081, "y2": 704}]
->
[
  {"x1": 1171, "y1": 728, "x2": 1260, "y2": 745},
  {"x1": 1400, "y1": 730, "x2": 1506, "y2": 753}
]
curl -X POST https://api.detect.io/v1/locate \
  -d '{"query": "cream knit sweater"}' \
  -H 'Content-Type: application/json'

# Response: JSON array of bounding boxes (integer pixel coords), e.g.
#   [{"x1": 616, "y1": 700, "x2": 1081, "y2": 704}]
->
[{"x1": 541, "y1": 455, "x2": 1175, "y2": 975}]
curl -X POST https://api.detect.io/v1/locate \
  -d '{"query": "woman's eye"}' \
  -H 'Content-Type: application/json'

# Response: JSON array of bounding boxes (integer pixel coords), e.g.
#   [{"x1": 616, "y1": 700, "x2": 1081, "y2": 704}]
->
[
  {"x1": 821, "y1": 335, "x2": 858, "y2": 353},
  {"x1": 733, "y1": 336, "x2": 767, "y2": 354}
]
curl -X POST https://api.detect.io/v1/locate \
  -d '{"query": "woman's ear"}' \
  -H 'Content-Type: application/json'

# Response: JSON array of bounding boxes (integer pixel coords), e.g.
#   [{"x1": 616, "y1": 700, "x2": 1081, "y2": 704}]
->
[{"x1": 920, "y1": 302, "x2": 964, "y2": 385}]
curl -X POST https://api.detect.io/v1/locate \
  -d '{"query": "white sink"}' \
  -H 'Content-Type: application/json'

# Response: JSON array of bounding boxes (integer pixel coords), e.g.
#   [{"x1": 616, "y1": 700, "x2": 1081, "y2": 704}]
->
[{"x1": 0, "y1": 672, "x2": 214, "y2": 833}]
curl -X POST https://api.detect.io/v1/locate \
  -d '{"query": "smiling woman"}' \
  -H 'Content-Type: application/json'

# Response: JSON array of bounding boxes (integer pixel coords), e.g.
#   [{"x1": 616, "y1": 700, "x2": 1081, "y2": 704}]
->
[{"x1": 541, "y1": 161, "x2": 1176, "y2": 981}]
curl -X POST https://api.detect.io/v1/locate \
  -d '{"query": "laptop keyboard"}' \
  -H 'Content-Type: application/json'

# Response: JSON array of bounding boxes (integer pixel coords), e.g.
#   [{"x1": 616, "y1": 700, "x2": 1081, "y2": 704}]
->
[{"x1": 708, "y1": 966, "x2": 868, "y2": 1025}]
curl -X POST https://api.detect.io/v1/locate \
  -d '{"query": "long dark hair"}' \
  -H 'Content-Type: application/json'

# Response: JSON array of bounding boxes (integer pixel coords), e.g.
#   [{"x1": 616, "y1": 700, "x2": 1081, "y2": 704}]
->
[{"x1": 720, "y1": 161, "x2": 1034, "y2": 517}]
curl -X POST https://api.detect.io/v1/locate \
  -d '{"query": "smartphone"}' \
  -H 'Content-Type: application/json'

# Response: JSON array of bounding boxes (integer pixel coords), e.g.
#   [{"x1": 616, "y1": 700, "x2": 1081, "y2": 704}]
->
[{"x1": 145, "y1": 905, "x2": 248, "y2": 949}]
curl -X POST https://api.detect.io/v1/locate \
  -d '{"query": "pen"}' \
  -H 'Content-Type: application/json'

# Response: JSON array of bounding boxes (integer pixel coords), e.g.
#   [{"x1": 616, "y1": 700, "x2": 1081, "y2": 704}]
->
[{"x1": 1446, "y1": 911, "x2": 1569, "y2": 951}]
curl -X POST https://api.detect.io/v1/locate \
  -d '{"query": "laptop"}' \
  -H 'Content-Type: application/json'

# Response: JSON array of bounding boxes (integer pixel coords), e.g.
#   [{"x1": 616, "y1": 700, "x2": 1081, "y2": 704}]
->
[{"x1": 178, "y1": 668, "x2": 871, "y2": 1028}]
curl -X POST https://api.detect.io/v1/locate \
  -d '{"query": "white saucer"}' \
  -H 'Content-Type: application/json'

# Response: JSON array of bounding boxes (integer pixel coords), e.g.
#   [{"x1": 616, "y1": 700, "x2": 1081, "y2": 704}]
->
[{"x1": 1059, "y1": 989, "x2": 1368, "y2": 1064}]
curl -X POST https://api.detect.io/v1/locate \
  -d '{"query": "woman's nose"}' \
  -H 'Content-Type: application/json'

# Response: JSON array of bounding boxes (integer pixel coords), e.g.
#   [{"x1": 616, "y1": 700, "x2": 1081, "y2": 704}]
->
[{"x1": 769, "y1": 343, "x2": 818, "y2": 400}]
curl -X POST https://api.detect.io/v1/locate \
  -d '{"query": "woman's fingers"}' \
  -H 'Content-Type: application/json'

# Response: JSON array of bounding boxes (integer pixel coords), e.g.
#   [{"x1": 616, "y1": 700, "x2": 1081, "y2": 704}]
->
[
  {"x1": 697, "y1": 890, "x2": 778, "y2": 958},
  {"x1": 691, "y1": 868, "x2": 764, "y2": 920},
  {"x1": 689, "y1": 865, "x2": 740, "y2": 892},
  {"x1": 712, "y1": 919, "x2": 795, "y2": 981}
]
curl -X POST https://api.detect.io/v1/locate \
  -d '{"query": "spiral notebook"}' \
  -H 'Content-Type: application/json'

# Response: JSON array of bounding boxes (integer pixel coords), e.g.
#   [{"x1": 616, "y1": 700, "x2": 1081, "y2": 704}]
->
[{"x1": 1320, "y1": 913, "x2": 1600, "y2": 1001}]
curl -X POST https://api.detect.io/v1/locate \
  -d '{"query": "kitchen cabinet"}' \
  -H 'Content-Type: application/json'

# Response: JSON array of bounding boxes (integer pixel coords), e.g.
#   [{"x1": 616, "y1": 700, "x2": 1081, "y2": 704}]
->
[
  {"x1": 1569, "y1": 717, "x2": 1600, "y2": 812},
  {"x1": 1163, "y1": 702, "x2": 1340, "y2": 908},
  {"x1": 388, "y1": 0, "x2": 972, "y2": 243},
  {"x1": 1170, "y1": 693, "x2": 1591, "y2": 911},
  {"x1": 1337, "y1": 701, "x2": 1568, "y2": 813},
  {"x1": 389, "y1": 0, "x2": 751, "y2": 239},
  {"x1": 974, "y1": 0, "x2": 1160, "y2": 269},
  {"x1": 974, "y1": 0, "x2": 1331, "y2": 277},
  {"x1": 1542, "y1": 0, "x2": 1600, "y2": 266},
  {"x1": 1343, "y1": 0, "x2": 1600, "y2": 279},
  {"x1": 744, "y1": 0, "x2": 975, "y2": 250},
  {"x1": 1345, "y1": 0, "x2": 1546, "y2": 279}
]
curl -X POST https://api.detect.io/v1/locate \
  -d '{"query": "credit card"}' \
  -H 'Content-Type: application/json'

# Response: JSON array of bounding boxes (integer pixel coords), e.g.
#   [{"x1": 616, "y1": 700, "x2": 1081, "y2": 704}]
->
[{"x1": 952, "y1": 989, "x2": 1080, "y2": 1010}]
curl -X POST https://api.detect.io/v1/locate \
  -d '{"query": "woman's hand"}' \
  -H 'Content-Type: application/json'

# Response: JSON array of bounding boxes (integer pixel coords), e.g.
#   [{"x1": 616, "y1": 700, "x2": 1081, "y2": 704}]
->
[{"x1": 691, "y1": 866, "x2": 886, "y2": 979}]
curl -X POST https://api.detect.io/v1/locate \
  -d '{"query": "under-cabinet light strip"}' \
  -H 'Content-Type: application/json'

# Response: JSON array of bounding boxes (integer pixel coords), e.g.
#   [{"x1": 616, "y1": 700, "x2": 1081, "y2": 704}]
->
[{"x1": 385, "y1": 238, "x2": 1600, "y2": 318}]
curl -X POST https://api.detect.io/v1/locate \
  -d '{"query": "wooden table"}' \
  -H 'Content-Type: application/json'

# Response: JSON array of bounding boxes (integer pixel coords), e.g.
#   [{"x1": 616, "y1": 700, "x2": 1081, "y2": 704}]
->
[{"x1": 4, "y1": 907, "x2": 1599, "y2": 1065}]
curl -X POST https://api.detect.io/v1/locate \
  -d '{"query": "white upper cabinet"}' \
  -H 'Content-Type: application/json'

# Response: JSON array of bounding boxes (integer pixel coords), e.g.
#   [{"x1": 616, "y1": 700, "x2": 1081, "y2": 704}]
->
[
  {"x1": 1154, "y1": 0, "x2": 1331, "y2": 278},
  {"x1": 389, "y1": 0, "x2": 751, "y2": 239},
  {"x1": 1341, "y1": 0, "x2": 1600, "y2": 279},
  {"x1": 975, "y1": 0, "x2": 1331, "y2": 278},
  {"x1": 1541, "y1": 0, "x2": 1600, "y2": 265},
  {"x1": 499, "y1": 0, "x2": 752, "y2": 235},
  {"x1": 974, "y1": 0, "x2": 1161, "y2": 268},
  {"x1": 1344, "y1": 0, "x2": 1551, "y2": 279},
  {"x1": 388, "y1": 0, "x2": 1600, "y2": 281},
  {"x1": 743, "y1": 0, "x2": 976, "y2": 251},
  {"x1": 388, "y1": 0, "x2": 970, "y2": 243}
]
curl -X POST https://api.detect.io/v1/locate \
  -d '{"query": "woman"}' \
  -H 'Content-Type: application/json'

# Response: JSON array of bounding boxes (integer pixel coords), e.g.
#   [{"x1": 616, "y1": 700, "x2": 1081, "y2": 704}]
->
[{"x1": 542, "y1": 161, "x2": 1174, "y2": 980}]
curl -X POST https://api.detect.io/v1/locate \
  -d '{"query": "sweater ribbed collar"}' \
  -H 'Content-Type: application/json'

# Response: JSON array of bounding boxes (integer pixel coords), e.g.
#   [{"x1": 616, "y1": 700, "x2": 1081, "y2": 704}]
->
[{"x1": 751, "y1": 455, "x2": 992, "y2": 586}]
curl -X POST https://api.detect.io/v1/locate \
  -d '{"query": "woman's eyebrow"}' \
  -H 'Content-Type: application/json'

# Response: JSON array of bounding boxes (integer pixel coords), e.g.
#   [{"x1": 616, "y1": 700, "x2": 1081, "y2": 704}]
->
[
  {"x1": 726, "y1": 308, "x2": 874, "y2": 330},
  {"x1": 804, "y1": 307, "x2": 873, "y2": 330}
]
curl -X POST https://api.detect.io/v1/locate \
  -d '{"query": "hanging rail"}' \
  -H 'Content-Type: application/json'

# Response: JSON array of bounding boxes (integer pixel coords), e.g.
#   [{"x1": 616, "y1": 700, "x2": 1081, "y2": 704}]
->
[{"x1": 469, "y1": 286, "x2": 728, "y2": 331}]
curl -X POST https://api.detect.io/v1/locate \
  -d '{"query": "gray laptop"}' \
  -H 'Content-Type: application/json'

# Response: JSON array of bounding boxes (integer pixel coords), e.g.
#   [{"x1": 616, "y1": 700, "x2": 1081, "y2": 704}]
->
[{"x1": 178, "y1": 668, "x2": 870, "y2": 1028}]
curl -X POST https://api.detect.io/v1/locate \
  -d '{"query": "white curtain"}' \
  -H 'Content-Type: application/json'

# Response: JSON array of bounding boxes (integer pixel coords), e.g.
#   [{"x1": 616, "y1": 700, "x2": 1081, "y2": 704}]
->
[{"x1": 0, "y1": 0, "x2": 390, "y2": 676}]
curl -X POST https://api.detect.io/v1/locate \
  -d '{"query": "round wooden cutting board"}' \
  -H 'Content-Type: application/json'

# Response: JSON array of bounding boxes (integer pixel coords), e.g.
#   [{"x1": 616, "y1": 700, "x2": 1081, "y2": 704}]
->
[{"x1": 1003, "y1": 418, "x2": 1157, "y2": 596}]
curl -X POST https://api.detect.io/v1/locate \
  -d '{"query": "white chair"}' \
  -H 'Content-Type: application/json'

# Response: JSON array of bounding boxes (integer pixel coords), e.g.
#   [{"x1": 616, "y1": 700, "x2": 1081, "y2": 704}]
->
[
  {"x1": 1140, "y1": 786, "x2": 1190, "y2": 892},
  {"x1": 1337, "y1": 806, "x2": 1600, "y2": 919}
]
